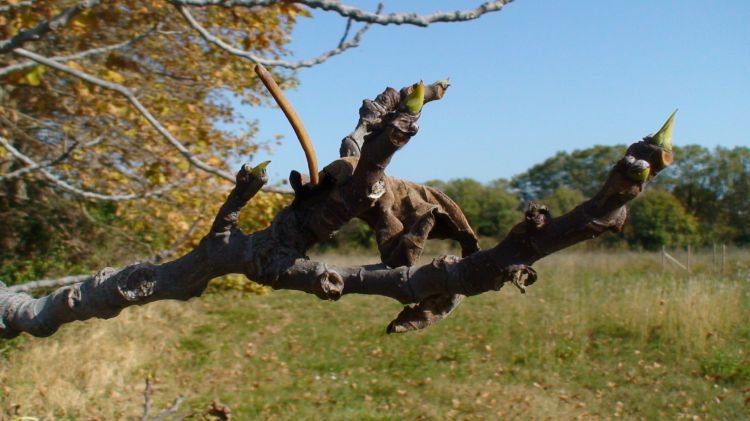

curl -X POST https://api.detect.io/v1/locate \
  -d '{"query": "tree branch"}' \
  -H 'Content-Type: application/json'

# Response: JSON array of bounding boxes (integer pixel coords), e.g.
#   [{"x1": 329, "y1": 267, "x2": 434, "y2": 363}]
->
[
  {"x1": 12, "y1": 48, "x2": 237, "y2": 182},
  {"x1": 0, "y1": 136, "x2": 182, "y2": 201},
  {"x1": 0, "y1": 0, "x2": 101, "y2": 54},
  {"x1": 254, "y1": 63, "x2": 319, "y2": 184},
  {"x1": 0, "y1": 27, "x2": 155, "y2": 77},
  {"x1": 0, "y1": 1, "x2": 36, "y2": 14},
  {"x1": 176, "y1": 3, "x2": 382, "y2": 69},
  {"x1": 173, "y1": 0, "x2": 512, "y2": 27},
  {"x1": 0, "y1": 134, "x2": 102, "y2": 182},
  {"x1": 0, "y1": 80, "x2": 674, "y2": 339},
  {"x1": 8, "y1": 214, "x2": 204, "y2": 293}
]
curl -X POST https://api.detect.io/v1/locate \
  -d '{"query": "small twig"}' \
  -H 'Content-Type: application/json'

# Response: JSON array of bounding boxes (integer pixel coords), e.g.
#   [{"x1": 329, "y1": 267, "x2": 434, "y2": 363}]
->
[
  {"x1": 0, "y1": 1, "x2": 36, "y2": 13},
  {"x1": 0, "y1": 0, "x2": 101, "y2": 54},
  {"x1": 0, "y1": 27, "x2": 155, "y2": 77},
  {"x1": 0, "y1": 133, "x2": 102, "y2": 182},
  {"x1": 153, "y1": 396, "x2": 187, "y2": 421},
  {"x1": 142, "y1": 377, "x2": 153, "y2": 421},
  {"x1": 173, "y1": 0, "x2": 512, "y2": 27},
  {"x1": 0, "y1": 136, "x2": 181, "y2": 201},
  {"x1": 12, "y1": 48, "x2": 236, "y2": 183},
  {"x1": 254, "y1": 64, "x2": 319, "y2": 185},
  {"x1": 175, "y1": 3, "x2": 378, "y2": 69}
]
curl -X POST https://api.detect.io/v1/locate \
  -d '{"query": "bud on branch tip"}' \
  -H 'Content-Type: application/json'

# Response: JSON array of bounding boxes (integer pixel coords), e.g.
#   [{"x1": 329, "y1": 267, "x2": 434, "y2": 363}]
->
[
  {"x1": 647, "y1": 109, "x2": 677, "y2": 152},
  {"x1": 250, "y1": 160, "x2": 271, "y2": 178},
  {"x1": 404, "y1": 80, "x2": 425, "y2": 114}
]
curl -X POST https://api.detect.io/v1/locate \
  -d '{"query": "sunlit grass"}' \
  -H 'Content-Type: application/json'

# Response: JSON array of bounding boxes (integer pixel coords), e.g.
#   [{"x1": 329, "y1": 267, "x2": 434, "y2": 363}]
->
[{"x1": 1, "y1": 251, "x2": 748, "y2": 420}]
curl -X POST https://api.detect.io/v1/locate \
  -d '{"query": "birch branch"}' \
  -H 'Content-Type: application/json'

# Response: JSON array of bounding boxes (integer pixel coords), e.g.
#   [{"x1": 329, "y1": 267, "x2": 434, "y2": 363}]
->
[
  {"x1": 0, "y1": 1, "x2": 36, "y2": 13},
  {"x1": 0, "y1": 27, "x2": 155, "y2": 77},
  {"x1": 12, "y1": 48, "x2": 236, "y2": 183},
  {"x1": 0, "y1": 0, "x2": 101, "y2": 54},
  {"x1": 0, "y1": 135, "x2": 102, "y2": 182},
  {"x1": 176, "y1": 3, "x2": 381, "y2": 69},
  {"x1": 0, "y1": 136, "x2": 181, "y2": 201},
  {"x1": 173, "y1": 0, "x2": 512, "y2": 27}
]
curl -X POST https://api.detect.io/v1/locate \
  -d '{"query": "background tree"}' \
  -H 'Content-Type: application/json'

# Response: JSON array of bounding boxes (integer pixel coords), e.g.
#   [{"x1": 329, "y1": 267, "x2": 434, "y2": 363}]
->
[
  {"x1": 0, "y1": 0, "x2": 304, "y2": 284},
  {"x1": 426, "y1": 178, "x2": 522, "y2": 239},
  {"x1": 651, "y1": 145, "x2": 750, "y2": 246},
  {"x1": 539, "y1": 185, "x2": 586, "y2": 218},
  {"x1": 624, "y1": 189, "x2": 698, "y2": 250},
  {"x1": 511, "y1": 145, "x2": 625, "y2": 201}
]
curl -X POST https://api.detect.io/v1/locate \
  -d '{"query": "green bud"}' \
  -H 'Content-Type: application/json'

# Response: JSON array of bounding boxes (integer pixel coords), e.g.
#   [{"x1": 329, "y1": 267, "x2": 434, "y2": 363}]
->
[
  {"x1": 404, "y1": 80, "x2": 425, "y2": 114},
  {"x1": 647, "y1": 109, "x2": 677, "y2": 152},
  {"x1": 250, "y1": 160, "x2": 271, "y2": 177},
  {"x1": 432, "y1": 79, "x2": 450, "y2": 88},
  {"x1": 624, "y1": 156, "x2": 651, "y2": 182}
]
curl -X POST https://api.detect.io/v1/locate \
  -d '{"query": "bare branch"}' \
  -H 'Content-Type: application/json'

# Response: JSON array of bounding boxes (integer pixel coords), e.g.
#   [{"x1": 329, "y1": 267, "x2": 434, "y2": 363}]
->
[
  {"x1": 210, "y1": 161, "x2": 268, "y2": 235},
  {"x1": 142, "y1": 377, "x2": 154, "y2": 421},
  {"x1": 8, "y1": 214, "x2": 205, "y2": 293},
  {"x1": 0, "y1": 1, "x2": 36, "y2": 13},
  {"x1": 12, "y1": 48, "x2": 236, "y2": 182},
  {"x1": 0, "y1": 135, "x2": 101, "y2": 182},
  {"x1": 0, "y1": 136, "x2": 181, "y2": 201},
  {"x1": 254, "y1": 63, "x2": 319, "y2": 184},
  {"x1": 173, "y1": 0, "x2": 512, "y2": 27},
  {"x1": 0, "y1": 134, "x2": 671, "y2": 338},
  {"x1": 153, "y1": 396, "x2": 187, "y2": 421},
  {"x1": 0, "y1": 0, "x2": 101, "y2": 54},
  {"x1": 6, "y1": 274, "x2": 92, "y2": 294},
  {"x1": 176, "y1": 3, "x2": 380, "y2": 69},
  {"x1": 0, "y1": 27, "x2": 155, "y2": 77}
]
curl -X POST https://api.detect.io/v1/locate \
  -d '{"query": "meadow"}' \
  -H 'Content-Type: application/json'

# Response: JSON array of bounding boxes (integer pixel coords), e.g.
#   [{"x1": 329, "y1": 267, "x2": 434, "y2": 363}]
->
[{"x1": 1, "y1": 249, "x2": 748, "y2": 420}]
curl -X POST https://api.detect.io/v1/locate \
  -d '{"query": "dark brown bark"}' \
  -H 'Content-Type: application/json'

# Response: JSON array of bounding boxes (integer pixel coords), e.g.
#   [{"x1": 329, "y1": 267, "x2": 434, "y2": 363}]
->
[{"x1": 0, "y1": 80, "x2": 673, "y2": 339}]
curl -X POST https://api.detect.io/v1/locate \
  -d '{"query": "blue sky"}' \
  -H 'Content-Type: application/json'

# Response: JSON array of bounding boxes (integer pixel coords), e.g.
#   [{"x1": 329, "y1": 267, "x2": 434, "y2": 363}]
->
[{"x1": 239, "y1": 0, "x2": 750, "y2": 185}]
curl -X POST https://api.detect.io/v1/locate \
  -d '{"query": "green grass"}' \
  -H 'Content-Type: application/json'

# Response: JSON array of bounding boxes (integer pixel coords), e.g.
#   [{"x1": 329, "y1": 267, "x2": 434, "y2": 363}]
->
[{"x1": 1, "y1": 251, "x2": 749, "y2": 420}]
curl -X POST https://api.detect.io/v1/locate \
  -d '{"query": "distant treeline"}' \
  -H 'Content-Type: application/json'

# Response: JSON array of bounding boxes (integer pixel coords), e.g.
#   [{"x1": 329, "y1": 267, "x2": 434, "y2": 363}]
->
[{"x1": 326, "y1": 144, "x2": 749, "y2": 251}]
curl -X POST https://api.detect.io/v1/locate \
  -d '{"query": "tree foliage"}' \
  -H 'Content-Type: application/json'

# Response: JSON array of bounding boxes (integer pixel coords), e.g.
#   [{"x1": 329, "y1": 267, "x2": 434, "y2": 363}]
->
[
  {"x1": 1, "y1": 1, "x2": 298, "y2": 283},
  {"x1": 511, "y1": 144, "x2": 750, "y2": 247},
  {"x1": 624, "y1": 189, "x2": 698, "y2": 250},
  {"x1": 511, "y1": 145, "x2": 626, "y2": 201},
  {"x1": 426, "y1": 178, "x2": 521, "y2": 239}
]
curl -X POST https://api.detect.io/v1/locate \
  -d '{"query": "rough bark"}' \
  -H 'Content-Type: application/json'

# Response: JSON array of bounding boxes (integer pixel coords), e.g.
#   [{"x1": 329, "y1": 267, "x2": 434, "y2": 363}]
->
[{"x1": 0, "y1": 80, "x2": 673, "y2": 339}]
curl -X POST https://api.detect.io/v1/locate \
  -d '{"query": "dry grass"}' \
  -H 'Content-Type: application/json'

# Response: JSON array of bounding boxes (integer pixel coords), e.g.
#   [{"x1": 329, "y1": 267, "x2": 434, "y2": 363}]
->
[
  {"x1": 0, "y1": 301, "x2": 197, "y2": 420},
  {"x1": 1, "y1": 250, "x2": 748, "y2": 420}
]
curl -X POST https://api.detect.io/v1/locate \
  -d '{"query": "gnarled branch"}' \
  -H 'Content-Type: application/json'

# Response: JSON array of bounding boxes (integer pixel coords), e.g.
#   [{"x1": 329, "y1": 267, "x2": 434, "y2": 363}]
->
[{"x1": 0, "y1": 80, "x2": 674, "y2": 339}]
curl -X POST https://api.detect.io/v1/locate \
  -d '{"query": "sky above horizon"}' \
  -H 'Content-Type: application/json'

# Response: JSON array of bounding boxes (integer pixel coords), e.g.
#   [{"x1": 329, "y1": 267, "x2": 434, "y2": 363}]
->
[{"x1": 235, "y1": 0, "x2": 750, "y2": 186}]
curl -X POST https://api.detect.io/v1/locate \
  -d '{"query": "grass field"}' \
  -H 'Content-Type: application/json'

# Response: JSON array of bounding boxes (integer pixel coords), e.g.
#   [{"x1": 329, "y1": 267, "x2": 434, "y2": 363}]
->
[{"x1": 1, "y1": 250, "x2": 749, "y2": 420}]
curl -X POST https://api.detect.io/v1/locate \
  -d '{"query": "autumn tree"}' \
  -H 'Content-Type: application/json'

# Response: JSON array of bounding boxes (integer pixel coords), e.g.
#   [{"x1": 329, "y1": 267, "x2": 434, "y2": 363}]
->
[
  {"x1": 1, "y1": 0, "x2": 304, "y2": 283},
  {"x1": 0, "y1": 0, "x2": 678, "y2": 338}
]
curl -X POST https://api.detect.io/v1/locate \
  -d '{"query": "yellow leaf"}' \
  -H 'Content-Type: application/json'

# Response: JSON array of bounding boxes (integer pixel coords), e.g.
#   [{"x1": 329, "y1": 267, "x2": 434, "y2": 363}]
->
[
  {"x1": 176, "y1": 160, "x2": 190, "y2": 171},
  {"x1": 16, "y1": 65, "x2": 46, "y2": 86},
  {"x1": 103, "y1": 70, "x2": 125, "y2": 83},
  {"x1": 66, "y1": 61, "x2": 84, "y2": 71}
]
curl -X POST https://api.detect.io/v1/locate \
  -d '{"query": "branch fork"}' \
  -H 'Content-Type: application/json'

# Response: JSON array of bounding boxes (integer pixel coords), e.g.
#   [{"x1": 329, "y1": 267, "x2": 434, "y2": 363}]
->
[{"x1": 0, "y1": 78, "x2": 677, "y2": 339}]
